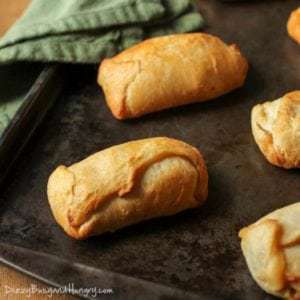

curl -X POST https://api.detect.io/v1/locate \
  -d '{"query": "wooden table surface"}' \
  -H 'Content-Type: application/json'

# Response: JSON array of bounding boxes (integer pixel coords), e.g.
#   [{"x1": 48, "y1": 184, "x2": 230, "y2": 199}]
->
[{"x1": 0, "y1": 0, "x2": 31, "y2": 36}]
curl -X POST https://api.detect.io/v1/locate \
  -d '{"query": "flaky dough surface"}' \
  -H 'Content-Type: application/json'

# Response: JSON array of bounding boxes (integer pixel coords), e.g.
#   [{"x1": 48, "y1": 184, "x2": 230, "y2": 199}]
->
[
  {"x1": 98, "y1": 33, "x2": 248, "y2": 119},
  {"x1": 287, "y1": 8, "x2": 300, "y2": 44},
  {"x1": 47, "y1": 137, "x2": 208, "y2": 239},
  {"x1": 239, "y1": 203, "x2": 300, "y2": 299},
  {"x1": 251, "y1": 91, "x2": 300, "y2": 169}
]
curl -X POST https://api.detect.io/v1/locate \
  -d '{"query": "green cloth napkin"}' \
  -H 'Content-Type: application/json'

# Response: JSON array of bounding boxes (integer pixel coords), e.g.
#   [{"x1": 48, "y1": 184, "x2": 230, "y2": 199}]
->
[
  {"x1": 0, "y1": 0, "x2": 204, "y2": 64},
  {"x1": 0, "y1": 64, "x2": 43, "y2": 137}
]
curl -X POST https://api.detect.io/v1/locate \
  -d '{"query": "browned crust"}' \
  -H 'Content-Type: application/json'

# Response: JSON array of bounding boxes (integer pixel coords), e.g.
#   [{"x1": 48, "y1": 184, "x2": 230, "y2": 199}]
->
[
  {"x1": 287, "y1": 8, "x2": 300, "y2": 44},
  {"x1": 239, "y1": 203, "x2": 300, "y2": 299},
  {"x1": 98, "y1": 33, "x2": 248, "y2": 119},
  {"x1": 251, "y1": 91, "x2": 300, "y2": 169},
  {"x1": 47, "y1": 137, "x2": 208, "y2": 239}
]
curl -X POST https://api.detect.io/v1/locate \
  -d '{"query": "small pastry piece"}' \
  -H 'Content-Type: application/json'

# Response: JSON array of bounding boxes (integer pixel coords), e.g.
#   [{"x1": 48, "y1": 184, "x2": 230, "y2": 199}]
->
[
  {"x1": 98, "y1": 33, "x2": 248, "y2": 119},
  {"x1": 47, "y1": 137, "x2": 208, "y2": 239},
  {"x1": 287, "y1": 8, "x2": 300, "y2": 44},
  {"x1": 251, "y1": 91, "x2": 300, "y2": 169},
  {"x1": 239, "y1": 203, "x2": 300, "y2": 299}
]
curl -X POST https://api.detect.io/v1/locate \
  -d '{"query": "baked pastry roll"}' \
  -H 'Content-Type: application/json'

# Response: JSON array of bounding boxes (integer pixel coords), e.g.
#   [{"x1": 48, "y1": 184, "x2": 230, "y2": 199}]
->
[
  {"x1": 98, "y1": 33, "x2": 248, "y2": 119},
  {"x1": 287, "y1": 8, "x2": 300, "y2": 44},
  {"x1": 47, "y1": 137, "x2": 208, "y2": 239},
  {"x1": 251, "y1": 91, "x2": 300, "y2": 169},
  {"x1": 239, "y1": 203, "x2": 300, "y2": 299}
]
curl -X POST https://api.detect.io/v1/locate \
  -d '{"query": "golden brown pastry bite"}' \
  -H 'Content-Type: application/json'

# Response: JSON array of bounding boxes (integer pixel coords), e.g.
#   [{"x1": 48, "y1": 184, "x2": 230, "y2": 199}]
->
[
  {"x1": 251, "y1": 91, "x2": 300, "y2": 169},
  {"x1": 47, "y1": 137, "x2": 208, "y2": 240},
  {"x1": 98, "y1": 33, "x2": 248, "y2": 119},
  {"x1": 239, "y1": 203, "x2": 300, "y2": 299},
  {"x1": 287, "y1": 8, "x2": 300, "y2": 44}
]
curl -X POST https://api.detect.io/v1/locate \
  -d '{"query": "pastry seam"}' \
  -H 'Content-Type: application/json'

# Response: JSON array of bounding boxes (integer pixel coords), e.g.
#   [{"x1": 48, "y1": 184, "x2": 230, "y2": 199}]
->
[{"x1": 67, "y1": 154, "x2": 203, "y2": 231}]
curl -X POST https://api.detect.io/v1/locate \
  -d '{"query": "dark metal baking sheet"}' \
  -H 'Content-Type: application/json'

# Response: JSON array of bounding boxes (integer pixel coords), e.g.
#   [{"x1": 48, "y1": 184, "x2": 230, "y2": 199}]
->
[
  {"x1": 0, "y1": 243, "x2": 217, "y2": 300},
  {"x1": 0, "y1": 1, "x2": 299, "y2": 299},
  {"x1": 0, "y1": 64, "x2": 62, "y2": 185}
]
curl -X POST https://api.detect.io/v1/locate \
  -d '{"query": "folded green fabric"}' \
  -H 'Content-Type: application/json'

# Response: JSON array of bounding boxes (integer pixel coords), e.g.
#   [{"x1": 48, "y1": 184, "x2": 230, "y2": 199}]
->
[{"x1": 0, "y1": 0, "x2": 204, "y2": 64}]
